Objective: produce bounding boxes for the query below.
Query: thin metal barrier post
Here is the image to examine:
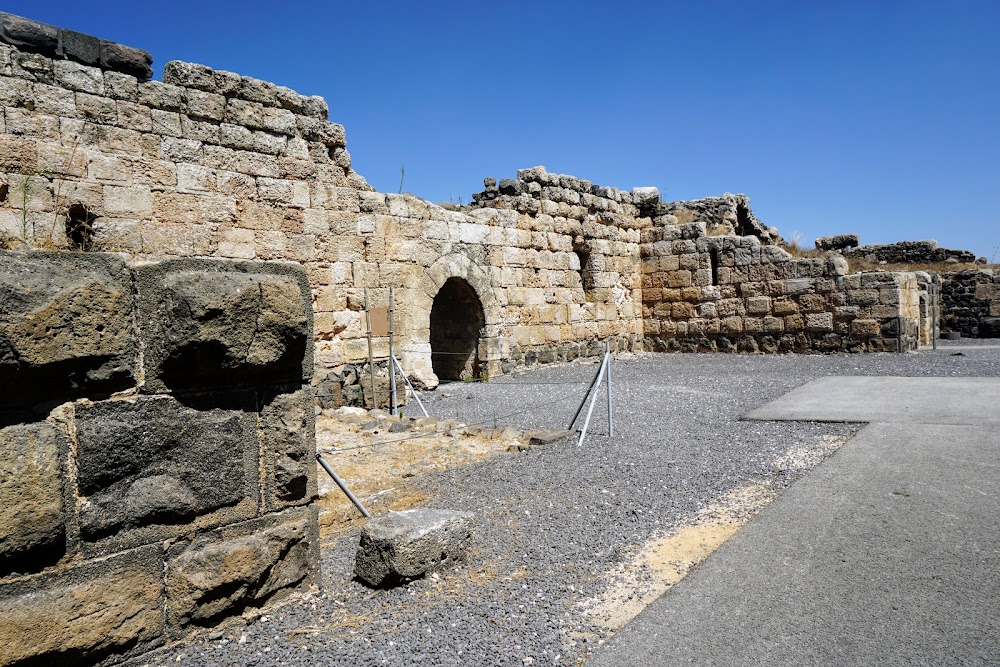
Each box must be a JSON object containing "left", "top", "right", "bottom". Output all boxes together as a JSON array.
[
  {"left": 316, "top": 453, "right": 371, "bottom": 518},
  {"left": 605, "top": 340, "right": 614, "bottom": 437},
  {"left": 389, "top": 287, "right": 397, "bottom": 416},
  {"left": 577, "top": 351, "right": 609, "bottom": 447},
  {"left": 364, "top": 288, "right": 377, "bottom": 409},
  {"left": 568, "top": 350, "right": 608, "bottom": 430},
  {"left": 393, "top": 355, "right": 429, "bottom": 417}
]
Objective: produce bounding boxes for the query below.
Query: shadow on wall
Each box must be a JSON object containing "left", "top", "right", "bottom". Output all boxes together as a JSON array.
[{"left": 430, "top": 277, "right": 485, "bottom": 381}]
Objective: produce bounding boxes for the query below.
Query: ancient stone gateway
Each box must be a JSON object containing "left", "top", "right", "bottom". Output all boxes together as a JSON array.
[{"left": 430, "top": 276, "right": 486, "bottom": 381}]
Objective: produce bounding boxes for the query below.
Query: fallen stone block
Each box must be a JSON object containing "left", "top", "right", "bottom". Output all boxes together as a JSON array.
[
  {"left": 815, "top": 234, "right": 860, "bottom": 251},
  {"left": 354, "top": 509, "right": 474, "bottom": 588},
  {"left": 525, "top": 429, "right": 575, "bottom": 448}
]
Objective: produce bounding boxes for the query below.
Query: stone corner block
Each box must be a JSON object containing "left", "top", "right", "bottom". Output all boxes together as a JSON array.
[
  {"left": 0, "top": 250, "right": 136, "bottom": 409},
  {"left": 133, "top": 259, "right": 313, "bottom": 393},
  {"left": 165, "top": 506, "right": 318, "bottom": 630},
  {"left": 354, "top": 509, "right": 475, "bottom": 588}
]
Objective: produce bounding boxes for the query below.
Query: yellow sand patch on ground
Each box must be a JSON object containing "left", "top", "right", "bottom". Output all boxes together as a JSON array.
[{"left": 315, "top": 409, "right": 538, "bottom": 539}]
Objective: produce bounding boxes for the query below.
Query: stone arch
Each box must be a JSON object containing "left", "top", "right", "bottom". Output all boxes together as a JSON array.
[
  {"left": 430, "top": 277, "right": 485, "bottom": 381},
  {"left": 400, "top": 253, "right": 503, "bottom": 387}
]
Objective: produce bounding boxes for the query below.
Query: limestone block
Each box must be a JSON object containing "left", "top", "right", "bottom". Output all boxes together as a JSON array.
[
  {"left": 798, "top": 293, "right": 828, "bottom": 313},
  {"left": 354, "top": 509, "right": 475, "bottom": 588},
  {"left": 0, "top": 251, "right": 135, "bottom": 407},
  {"left": 0, "top": 421, "right": 66, "bottom": 574},
  {"left": 53, "top": 59, "right": 104, "bottom": 95},
  {"left": 260, "top": 387, "right": 316, "bottom": 509},
  {"left": 166, "top": 507, "right": 317, "bottom": 628},
  {"left": 75, "top": 394, "right": 258, "bottom": 544},
  {"left": 134, "top": 259, "right": 312, "bottom": 392},
  {"left": 805, "top": 312, "right": 834, "bottom": 332},
  {"left": 784, "top": 314, "right": 805, "bottom": 332},
  {"left": 747, "top": 296, "right": 771, "bottom": 315},
  {"left": 762, "top": 316, "right": 785, "bottom": 333},
  {"left": 0, "top": 546, "right": 164, "bottom": 665},
  {"left": 851, "top": 319, "right": 882, "bottom": 336},
  {"left": 720, "top": 316, "right": 743, "bottom": 334}
]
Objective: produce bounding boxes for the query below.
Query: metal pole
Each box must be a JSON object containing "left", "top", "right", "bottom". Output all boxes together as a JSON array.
[
  {"left": 932, "top": 282, "right": 938, "bottom": 350},
  {"left": 577, "top": 353, "right": 609, "bottom": 447},
  {"left": 605, "top": 341, "right": 614, "bottom": 437},
  {"left": 567, "top": 351, "right": 608, "bottom": 430},
  {"left": 364, "top": 288, "right": 377, "bottom": 409},
  {"left": 315, "top": 453, "right": 371, "bottom": 518},
  {"left": 388, "top": 287, "right": 397, "bottom": 416},
  {"left": 392, "top": 355, "right": 429, "bottom": 417}
]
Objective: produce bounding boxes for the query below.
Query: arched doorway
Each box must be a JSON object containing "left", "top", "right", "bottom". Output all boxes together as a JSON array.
[{"left": 430, "top": 277, "right": 486, "bottom": 381}]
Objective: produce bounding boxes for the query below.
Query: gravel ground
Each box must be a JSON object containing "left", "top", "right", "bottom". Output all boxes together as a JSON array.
[{"left": 136, "top": 341, "right": 1000, "bottom": 667}]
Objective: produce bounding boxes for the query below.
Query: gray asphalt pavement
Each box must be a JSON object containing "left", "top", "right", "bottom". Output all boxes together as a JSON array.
[{"left": 589, "top": 374, "right": 1000, "bottom": 665}]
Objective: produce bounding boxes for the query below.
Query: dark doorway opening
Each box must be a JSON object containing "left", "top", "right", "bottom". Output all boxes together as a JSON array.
[{"left": 430, "top": 277, "right": 486, "bottom": 381}]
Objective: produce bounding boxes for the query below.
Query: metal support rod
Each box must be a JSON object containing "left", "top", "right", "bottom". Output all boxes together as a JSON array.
[
  {"left": 567, "top": 350, "right": 608, "bottom": 430},
  {"left": 605, "top": 340, "right": 614, "bottom": 437},
  {"left": 577, "top": 352, "right": 609, "bottom": 447},
  {"left": 315, "top": 453, "right": 371, "bottom": 518},
  {"left": 388, "top": 287, "right": 397, "bottom": 416},
  {"left": 364, "top": 288, "right": 377, "bottom": 409},
  {"left": 392, "top": 355, "right": 429, "bottom": 417},
  {"left": 932, "top": 282, "right": 939, "bottom": 350}
]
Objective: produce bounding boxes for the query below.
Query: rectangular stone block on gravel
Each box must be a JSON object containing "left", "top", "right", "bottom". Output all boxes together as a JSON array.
[
  {"left": 0, "top": 250, "right": 135, "bottom": 408},
  {"left": 354, "top": 509, "right": 475, "bottom": 588},
  {"left": 0, "top": 545, "right": 164, "bottom": 666},
  {"left": 74, "top": 394, "right": 259, "bottom": 547},
  {"left": 133, "top": 259, "right": 313, "bottom": 393},
  {"left": 165, "top": 506, "right": 318, "bottom": 629},
  {"left": 0, "top": 420, "right": 67, "bottom": 576}
]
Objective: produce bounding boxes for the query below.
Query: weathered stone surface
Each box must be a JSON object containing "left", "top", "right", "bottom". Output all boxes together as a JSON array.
[
  {"left": 979, "top": 317, "right": 1000, "bottom": 339},
  {"left": 0, "top": 421, "right": 65, "bottom": 574},
  {"left": 0, "top": 546, "right": 164, "bottom": 665},
  {"left": 815, "top": 234, "right": 859, "bottom": 251},
  {"left": 260, "top": 386, "right": 317, "bottom": 508},
  {"left": 0, "top": 251, "right": 135, "bottom": 408},
  {"left": 75, "top": 394, "right": 257, "bottom": 542},
  {"left": 631, "top": 186, "right": 660, "bottom": 207},
  {"left": 100, "top": 40, "right": 153, "bottom": 81},
  {"left": 166, "top": 508, "right": 316, "bottom": 627},
  {"left": 525, "top": 429, "right": 575, "bottom": 447},
  {"left": 134, "top": 259, "right": 312, "bottom": 392},
  {"left": 354, "top": 509, "right": 475, "bottom": 587},
  {"left": 0, "top": 12, "right": 58, "bottom": 55}
]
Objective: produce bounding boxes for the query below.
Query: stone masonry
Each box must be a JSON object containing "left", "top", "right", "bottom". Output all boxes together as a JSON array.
[
  {"left": 0, "top": 250, "right": 318, "bottom": 666},
  {"left": 0, "top": 12, "right": 936, "bottom": 411}
]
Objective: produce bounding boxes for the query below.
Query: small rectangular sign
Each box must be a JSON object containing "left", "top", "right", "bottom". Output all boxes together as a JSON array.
[{"left": 369, "top": 307, "right": 390, "bottom": 337}]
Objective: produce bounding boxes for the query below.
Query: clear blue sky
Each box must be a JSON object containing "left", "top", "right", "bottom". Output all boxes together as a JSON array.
[{"left": 10, "top": 1, "right": 1000, "bottom": 258}]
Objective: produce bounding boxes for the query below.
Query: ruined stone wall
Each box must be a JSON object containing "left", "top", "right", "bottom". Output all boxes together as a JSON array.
[
  {"left": 0, "top": 19, "right": 644, "bottom": 401},
  {"left": 0, "top": 250, "right": 318, "bottom": 666},
  {"left": 843, "top": 240, "right": 977, "bottom": 265},
  {"left": 940, "top": 269, "right": 1000, "bottom": 337},
  {"left": 640, "top": 219, "right": 922, "bottom": 353}
]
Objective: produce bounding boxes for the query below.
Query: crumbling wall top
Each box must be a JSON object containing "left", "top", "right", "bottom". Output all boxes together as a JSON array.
[{"left": 0, "top": 12, "right": 152, "bottom": 80}]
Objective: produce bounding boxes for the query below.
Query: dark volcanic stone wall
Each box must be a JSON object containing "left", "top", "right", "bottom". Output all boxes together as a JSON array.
[
  {"left": 0, "top": 250, "right": 319, "bottom": 666},
  {"left": 940, "top": 269, "right": 1000, "bottom": 337}
]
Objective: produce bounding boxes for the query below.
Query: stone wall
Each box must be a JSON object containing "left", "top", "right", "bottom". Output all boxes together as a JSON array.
[
  {"left": 641, "top": 219, "right": 922, "bottom": 353},
  {"left": 843, "top": 240, "right": 977, "bottom": 265},
  {"left": 940, "top": 269, "right": 1000, "bottom": 337},
  {"left": 0, "top": 11, "right": 934, "bottom": 415},
  {"left": 0, "top": 16, "right": 645, "bottom": 401},
  {"left": 0, "top": 250, "right": 318, "bottom": 666}
]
